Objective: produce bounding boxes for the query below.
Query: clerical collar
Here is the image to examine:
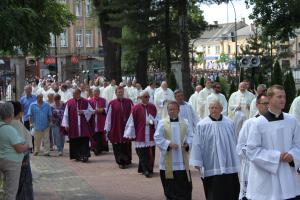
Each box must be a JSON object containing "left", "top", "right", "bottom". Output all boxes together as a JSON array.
[
  {"left": 263, "top": 110, "right": 284, "bottom": 122},
  {"left": 170, "top": 118, "right": 179, "bottom": 122},
  {"left": 209, "top": 115, "right": 223, "bottom": 121},
  {"left": 255, "top": 113, "right": 260, "bottom": 118}
]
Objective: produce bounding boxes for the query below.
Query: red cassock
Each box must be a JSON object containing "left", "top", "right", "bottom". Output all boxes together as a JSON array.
[
  {"left": 89, "top": 97, "right": 107, "bottom": 132},
  {"left": 108, "top": 98, "right": 133, "bottom": 143},
  {"left": 65, "top": 98, "right": 92, "bottom": 139},
  {"left": 132, "top": 103, "right": 157, "bottom": 142}
]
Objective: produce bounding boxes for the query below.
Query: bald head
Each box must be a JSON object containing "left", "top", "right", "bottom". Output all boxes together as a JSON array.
[
  {"left": 239, "top": 82, "right": 247, "bottom": 92},
  {"left": 161, "top": 81, "right": 168, "bottom": 90}
]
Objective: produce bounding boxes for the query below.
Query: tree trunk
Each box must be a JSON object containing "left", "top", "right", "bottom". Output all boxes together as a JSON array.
[
  {"left": 164, "top": 0, "right": 171, "bottom": 74},
  {"left": 100, "top": 23, "right": 122, "bottom": 83},
  {"left": 136, "top": 49, "right": 148, "bottom": 88},
  {"left": 178, "top": 0, "right": 192, "bottom": 100}
]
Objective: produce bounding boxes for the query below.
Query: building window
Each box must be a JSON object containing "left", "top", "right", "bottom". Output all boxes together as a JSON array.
[
  {"left": 85, "top": 30, "right": 93, "bottom": 47},
  {"left": 207, "top": 46, "right": 211, "bottom": 54},
  {"left": 76, "top": 30, "right": 83, "bottom": 47},
  {"left": 86, "top": 0, "right": 92, "bottom": 16},
  {"left": 215, "top": 45, "right": 220, "bottom": 54},
  {"left": 75, "top": 1, "right": 82, "bottom": 17},
  {"left": 281, "top": 60, "right": 290, "bottom": 68},
  {"left": 228, "top": 45, "right": 231, "bottom": 54},
  {"left": 50, "top": 33, "right": 55, "bottom": 47},
  {"left": 60, "top": 29, "right": 68, "bottom": 47}
]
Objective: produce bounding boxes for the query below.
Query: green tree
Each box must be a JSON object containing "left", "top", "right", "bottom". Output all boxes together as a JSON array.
[
  {"left": 246, "top": 0, "right": 300, "bottom": 41},
  {"left": 0, "top": 0, "right": 75, "bottom": 56},
  {"left": 229, "top": 80, "right": 236, "bottom": 99},
  {"left": 167, "top": 71, "right": 177, "bottom": 91},
  {"left": 271, "top": 61, "right": 283, "bottom": 85},
  {"left": 283, "top": 70, "right": 296, "bottom": 112}
]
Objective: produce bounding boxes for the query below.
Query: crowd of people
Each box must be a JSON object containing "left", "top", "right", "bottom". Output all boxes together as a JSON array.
[{"left": 0, "top": 74, "right": 300, "bottom": 200}]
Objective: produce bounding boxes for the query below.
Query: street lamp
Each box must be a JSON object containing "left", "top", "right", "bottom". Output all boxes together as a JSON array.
[{"left": 229, "top": 0, "right": 238, "bottom": 86}]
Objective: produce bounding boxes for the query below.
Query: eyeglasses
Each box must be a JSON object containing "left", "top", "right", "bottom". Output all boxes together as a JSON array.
[
  {"left": 143, "top": 96, "right": 150, "bottom": 98},
  {"left": 258, "top": 102, "right": 269, "bottom": 105}
]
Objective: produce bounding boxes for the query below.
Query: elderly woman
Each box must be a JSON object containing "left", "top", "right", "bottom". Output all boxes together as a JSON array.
[
  {"left": 0, "top": 102, "right": 29, "bottom": 200},
  {"left": 190, "top": 100, "right": 240, "bottom": 200},
  {"left": 51, "top": 94, "right": 65, "bottom": 156},
  {"left": 10, "top": 101, "right": 33, "bottom": 200}
]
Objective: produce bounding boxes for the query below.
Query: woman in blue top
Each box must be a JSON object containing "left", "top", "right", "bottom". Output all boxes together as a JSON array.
[{"left": 0, "top": 102, "right": 29, "bottom": 200}]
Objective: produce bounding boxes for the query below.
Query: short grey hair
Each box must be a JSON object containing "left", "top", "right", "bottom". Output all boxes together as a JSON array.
[
  {"left": 93, "top": 87, "right": 100, "bottom": 93},
  {"left": 208, "top": 100, "right": 223, "bottom": 109},
  {"left": 0, "top": 101, "right": 14, "bottom": 120}
]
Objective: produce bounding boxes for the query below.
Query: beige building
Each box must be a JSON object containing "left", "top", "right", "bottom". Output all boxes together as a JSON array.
[{"left": 39, "top": 0, "right": 104, "bottom": 81}]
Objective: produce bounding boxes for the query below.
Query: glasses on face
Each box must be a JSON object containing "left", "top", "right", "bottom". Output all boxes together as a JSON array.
[
  {"left": 258, "top": 102, "right": 269, "bottom": 105},
  {"left": 143, "top": 96, "right": 150, "bottom": 98}
]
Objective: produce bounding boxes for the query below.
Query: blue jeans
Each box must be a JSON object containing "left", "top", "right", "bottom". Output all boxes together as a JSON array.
[{"left": 52, "top": 125, "right": 65, "bottom": 152}]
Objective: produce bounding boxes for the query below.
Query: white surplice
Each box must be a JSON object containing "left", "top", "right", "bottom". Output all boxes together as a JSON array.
[
  {"left": 228, "top": 90, "right": 255, "bottom": 120},
  {"left": 236, "top": 117, "right": 257, "bottom": 199},
  {"left": 188, "top": 92, "right": 200, "bottom": 118},
  {"left": 198, "top": 87, "right": 213, "bottom": 119},
  {"left": 249, "top": 98, "right": 258, "bottom": 118},
  {"left": 189, "top": 116, "right": 240, "bottom": 178},
  {"left": 102, "top": 84, "right": 116, "bottom": 102},
  {"left": 154, "top": 118, "right": 193, "bottom": 170},
  {"left": 179, "top": 102, "right": 199, "bottom": 133},
  {"left": 154, "top": 88, "right": 175, "bottom": 119},
  {"left": 246, "top": 113, "right": 300, "bottom": 200},
  {"left": 204, "top": 92, "right": 228, "bottom": 117},
  {"left": 145, "top": 86, "right": 155, "bottom": 103},
  {"left": 289, "top": 96, "right": 300, "bottom": 123}
]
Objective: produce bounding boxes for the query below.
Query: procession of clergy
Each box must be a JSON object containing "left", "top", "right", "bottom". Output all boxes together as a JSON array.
[{"left": 26, "top": 76, "right": 300, "bottom": 200}]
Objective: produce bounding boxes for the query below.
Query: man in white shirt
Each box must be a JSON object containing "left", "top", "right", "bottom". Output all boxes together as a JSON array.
[
  {"left": 144, "top": 82, "right": 156, "bottom": 103},
  {"left": 102, "top": 79, "right": 117, "bottom": 102},
  {"left": 154, "top": 81, "right": 175, "bottom": 119},
  {"left": 246, "top": 85, "right": 300, "bottom": 200},
  {"left": 249, "top": 84, "right": 267, "bottom": 118}
]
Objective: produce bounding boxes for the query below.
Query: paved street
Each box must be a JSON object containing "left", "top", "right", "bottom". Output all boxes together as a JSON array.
[{"left": 32, "top": 145, "right": 206, "bottom": 200}]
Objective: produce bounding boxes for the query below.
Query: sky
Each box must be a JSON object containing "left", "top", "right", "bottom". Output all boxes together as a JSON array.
[{"left": 200, "top": 1, "right": 253, "bottom": 25}]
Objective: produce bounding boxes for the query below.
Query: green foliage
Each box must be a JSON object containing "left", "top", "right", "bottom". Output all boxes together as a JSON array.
[
  {"left": 271, "top": 61, "right": 283, "bottom": 85},
  {"left": 167, "top": 71, "right": 177, "bottom": 91},
  {"left": 200, "top": 76, "right": 205, "bottom": 87},
  {"left": 229, "top": 80, "right": 236, "bottom": 98},
  {"left": 219, "top": 76, "right": 229, "bottom": 99},
  {"left": 283, "top": 71, "right": 296, "bottom": 112},
  {"left": 240, "top": 68, "right": 245, "bottom": 82},
  {"left": 297, "top": 88, "right": 300, "bottom": 97},
  {"left": 0, "top": 0, "right": 75, "bottom": 56},
  {"left": 246, "top": 0, "right": 300, "bottom": 41}
]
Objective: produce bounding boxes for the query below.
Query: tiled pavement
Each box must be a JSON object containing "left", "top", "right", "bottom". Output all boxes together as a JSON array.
[{"left": 32, "top": 145, "right": 206, "bottom": 200}]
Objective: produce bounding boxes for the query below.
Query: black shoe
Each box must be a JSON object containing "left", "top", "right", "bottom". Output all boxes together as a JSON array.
[
  {"left": 82, "top": 157, "right": 89, "bottom": 163},
  {"left": 119, "top": 164, "right": 126, "bottom": 169},
  {"left": 144, "top": 171, "right": 151, "bottom": 178}
]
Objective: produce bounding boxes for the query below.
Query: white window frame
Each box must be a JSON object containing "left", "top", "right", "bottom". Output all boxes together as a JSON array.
[
  {"left": 215, "top": 45, "right": 220, "bottom": 54},
  {"left": 85, "top": 0, "right": 92, "bottom": 17},
  {"left": 76, "top": 30, "right": 83, "bottom": 48},
  {"left": 85, "top": 30, "right": 93, "bottom": 47},
  {"left": 60, "top": 29, "right": 68, "bottom": 47},
  {"left": 75, "top": 1, "right": 82, "bottom": 17},
  {"left": 49, "top": 33, "right": 55, "bottom": 47}
]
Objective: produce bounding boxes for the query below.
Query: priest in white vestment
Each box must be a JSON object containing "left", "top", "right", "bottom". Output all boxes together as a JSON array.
[
  {"left": 174, "top": 90, "right": 199, "bottom": 134},
  {"left": 246, "top": 85, "right": 300, "bottom": 200},
  {"left": 289, "top": 95, "right": 300, "bottom": 123},
  {"left": 190, "top": 100, "right": 240, "bottom": 200},
  {"left": 102, "top": 79, "right": 117, "bottom": 102},
  {"left": 236, "top": 94, "right": 269, "bottom": 200},
  {"left": 154, "top": 81, "right": 175, "bottom": 119},
  {"left": 154, "top": 101, "right": 193, "bottom": 200},
  {"left": 228, "top": 81, "right": 255, "bottom": 120},
  {"left": 144, "top": 82, "right": 156, "bottom": 103},
  {"left": 198, "top": 79, "right": 213, "bottom": 119},
  {"left": 204, "top": 82, "right": 228, "bottom": 117},
  {"left": 188, "top": 85, "right": 202, "bottom": 118},
  {"left": 249, "top": 84, "right": 267, "bottom": 118}
]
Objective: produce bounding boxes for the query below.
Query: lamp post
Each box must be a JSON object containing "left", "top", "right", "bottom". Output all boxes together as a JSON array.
[{"left": 229, "top": 0, "right": 238, "bottom": 86}]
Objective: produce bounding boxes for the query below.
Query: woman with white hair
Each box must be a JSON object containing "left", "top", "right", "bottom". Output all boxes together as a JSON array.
[{"left": 0, "top": 102, "right": 29, "bottom": 200}]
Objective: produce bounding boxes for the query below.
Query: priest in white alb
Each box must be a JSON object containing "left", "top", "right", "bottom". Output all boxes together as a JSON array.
[
  {"left": 246, "top": 85, "right": 300, "bottom": 200},
  {"left": 188, "top": 85, "right": 202, "bottom": 117},
  {"left": 190, "top": 100, "right": 240, "bottom": 200},
  {"left": 198, "top": 78, "right": 213, "bottom": 119},
  {"left": 204, "top": 82, "right": 228, "bottom": 117},
  {"left": 102, "top": 79, "right": 117, "bottom": 102},
  {"left": 154, "top": 101, "right": 193, "bottom": 200},
  {"left": 154, "top": 81, "right": 175, "bottom": 119},
  {"left": 249, "top": 84, "right": 267, "bottom": 118}
]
